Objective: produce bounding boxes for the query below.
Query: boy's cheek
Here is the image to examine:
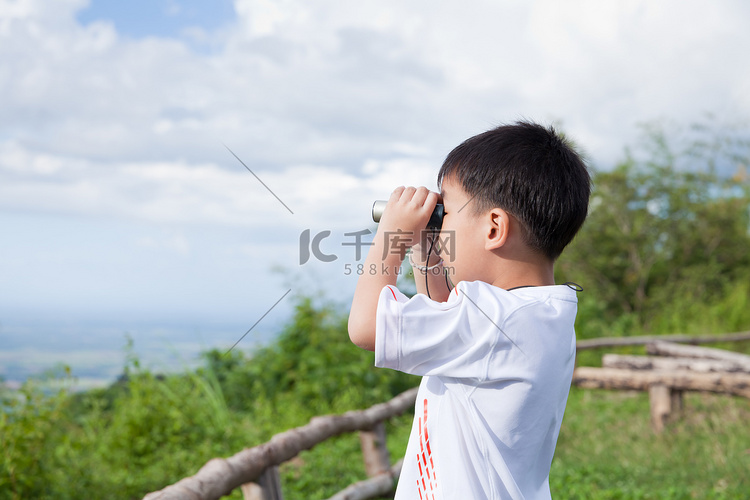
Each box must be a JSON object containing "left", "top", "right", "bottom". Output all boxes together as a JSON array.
[{"left": 438, "top": 228, "right": 458, "bottom": 263}]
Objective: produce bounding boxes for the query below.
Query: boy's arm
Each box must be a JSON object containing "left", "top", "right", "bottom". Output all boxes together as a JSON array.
[{"left": 348, "top": 186, "right": 439, "bottom": 351}]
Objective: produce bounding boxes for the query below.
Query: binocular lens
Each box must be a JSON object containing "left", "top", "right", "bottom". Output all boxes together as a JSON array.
[{"left": 371, "top": 200, "right": 444, "bottom": 230}]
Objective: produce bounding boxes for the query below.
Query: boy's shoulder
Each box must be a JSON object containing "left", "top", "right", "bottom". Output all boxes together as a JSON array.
[
  {"left": 452, "top": 281, "right": 579, "bottom": 340},
  {"left": 385, "top": 280, "right": 578, "bottom": 325},
  {"left": 450, "top": 280, "right": 578, "bottom": 307},
  {"left": 375, "top": 280, "right": 577, "bottom": 380}
]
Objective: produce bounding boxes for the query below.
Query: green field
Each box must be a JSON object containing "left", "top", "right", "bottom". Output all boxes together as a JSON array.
[{"left": 2, "top": 298, "right": 749, "bottom": 500}]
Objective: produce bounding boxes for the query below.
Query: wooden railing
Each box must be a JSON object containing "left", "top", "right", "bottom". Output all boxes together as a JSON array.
[
  {"left": 573, "top": 335, "right": 750, "bottom": 432},
  {"left": 143, "top": 387, "right": 417, "bottom": 500},
  {"left": 143, "top": 330, "right": 750, "bottom": 499},
  {"left": 575, "top": 330, "right": 750, "bottom": 350}
]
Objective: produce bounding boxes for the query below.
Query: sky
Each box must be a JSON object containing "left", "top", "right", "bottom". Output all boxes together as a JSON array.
[{"left": 1, "top": 0, "right": 750, "bottom": 379}]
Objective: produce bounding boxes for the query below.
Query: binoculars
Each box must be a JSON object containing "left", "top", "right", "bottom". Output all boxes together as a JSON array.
[{"left": 371, "top": 200, "right": 445, "bottom": 230}]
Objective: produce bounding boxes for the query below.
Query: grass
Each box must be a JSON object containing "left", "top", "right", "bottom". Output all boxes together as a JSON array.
[{"left": 551, "top": 387, "right": 750, "bottom": 499}]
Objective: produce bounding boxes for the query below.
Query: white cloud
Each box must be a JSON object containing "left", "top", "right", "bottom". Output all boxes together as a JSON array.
[
  {"left": 0, "top": 139, "right": 439, "bottom": 232},
  {"left": 3, "top": 0, "right": 749, "bottom": 224},
  {"left": 135, "top": 232, "right": 191, "bottom": 256},
  {"left": 2, "top": 0, "right": 750, "bottom": 327},
  {"left": 3, "top": 0, "right": 746, "bottom": 172},
  {"left": 3, "top": 1, "right": 748, "bottom": 203}
]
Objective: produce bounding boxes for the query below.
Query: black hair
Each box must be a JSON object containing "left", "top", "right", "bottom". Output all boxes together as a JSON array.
[{"left": 437, "top": 121, "right": 590, "bottom": 260}]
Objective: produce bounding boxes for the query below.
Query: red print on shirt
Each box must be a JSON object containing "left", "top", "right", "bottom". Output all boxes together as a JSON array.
[{"left": 417, "top": 398, "right": 437, "bottom": 499}]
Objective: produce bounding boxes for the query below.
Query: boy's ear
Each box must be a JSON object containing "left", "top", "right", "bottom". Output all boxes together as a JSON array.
[{"left": 485, "top": 208, "right": 510, "bottom": 250}]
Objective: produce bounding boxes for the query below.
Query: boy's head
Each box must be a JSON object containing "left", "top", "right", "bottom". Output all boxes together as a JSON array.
[{"left": 437, "top": 121, "right": 590, "bottom": 261}]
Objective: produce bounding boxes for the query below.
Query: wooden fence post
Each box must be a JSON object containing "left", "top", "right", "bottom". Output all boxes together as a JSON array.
[
  {"left": 359, "top": 421, "right": 390, "bottom": 477},
  {"left": 241, "top": 466, "right": 283, "bottom": 500},
  {"left": 649, "top": 383, "right": 671, "bottom": 433}
]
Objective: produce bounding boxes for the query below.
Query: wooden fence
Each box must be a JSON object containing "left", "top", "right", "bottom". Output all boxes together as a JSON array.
[
  {"left": 573, "top": 334, "right": 750, "bottom": 433},
  {"left": 143, "top": 330, "right": 750, "bottom": 500},
  {"left": 143, "top": 387, "right": 417, "bottom": 500},
  {"left": 575, "top": 330, "right": 750, "bottom": 350}
]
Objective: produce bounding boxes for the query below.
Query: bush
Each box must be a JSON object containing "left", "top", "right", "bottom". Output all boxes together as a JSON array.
[
  {"left": 0, "top": 374, "right": 70, "bottom": 499},
  {"left": 202, "top": 296, "right": 419, "bottom": 416}
]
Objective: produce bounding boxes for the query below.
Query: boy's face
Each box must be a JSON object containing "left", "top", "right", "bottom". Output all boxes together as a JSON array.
[{"left": 438, "top": 176, "right": 489, "bottom": 285}]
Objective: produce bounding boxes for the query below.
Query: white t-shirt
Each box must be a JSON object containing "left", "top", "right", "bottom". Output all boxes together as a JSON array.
[{"left": 375, "top": 280, "right": 578, "bottom": 500}]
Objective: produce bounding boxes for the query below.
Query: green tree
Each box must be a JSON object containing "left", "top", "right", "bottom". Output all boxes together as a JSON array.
[
  {"left": 202, "top": 295, "right": 419, "bottom": 414},
  {"left": 0, "top": 378, "right": 70, "bottom": 499},
  {"left": 557, "top": 120, "right": 750, "bottom": 336}
]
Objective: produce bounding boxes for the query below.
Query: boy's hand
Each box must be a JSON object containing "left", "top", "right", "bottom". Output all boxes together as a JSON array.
[
  {"left": 378, "top": 186, "right": 441, "bottom": 256},
  {"left": 348, "top": 185, "right": 440, "bottom": 351}
]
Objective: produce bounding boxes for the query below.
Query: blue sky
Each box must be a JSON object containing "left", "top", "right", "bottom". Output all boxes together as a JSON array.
[
  {"left": 2, "top": 0, "right": 750, "bottom": 381},
  {"left": 77, "top": 0, "right": 236, "bottom": 39}
]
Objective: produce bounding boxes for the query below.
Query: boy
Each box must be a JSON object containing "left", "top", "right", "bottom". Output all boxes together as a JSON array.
[{"left": 348, "top": 121, "right": 590, "bottom": 499}]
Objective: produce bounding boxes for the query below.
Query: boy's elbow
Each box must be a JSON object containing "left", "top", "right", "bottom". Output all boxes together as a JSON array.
[{"left": 348, "top": 316, "right": 376, "bottom": 352}]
